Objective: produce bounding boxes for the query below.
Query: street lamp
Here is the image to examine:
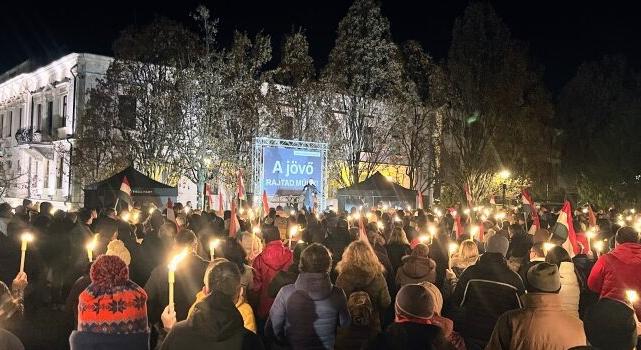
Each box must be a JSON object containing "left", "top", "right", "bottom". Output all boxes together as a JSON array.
[{"left": 499, "top": 169, "right": 511, "bottom": 207}]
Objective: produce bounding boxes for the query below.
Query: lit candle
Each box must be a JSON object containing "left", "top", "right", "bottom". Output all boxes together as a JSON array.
[
  {"left": 593, "top": 241, "right": 604, "bottom": 257},
  {"left": 19, "top": 233, "right": 34, "bottom": 273},
  {"left": 418, "top": 235, "right": 429, "bottom": 244},
  {"left": 585, "top": 229, "right": 596, "bottom": 253},
  {"left": 86, "top": 234, "right": 98, "bottom": 262},
  {"left": 543, "top": 242, "right": 556, "bottom": 256},
  {"left": 448, "top": 242, "right": 458, "bottom": 269},
  {"left": 209, "top": 239, "right": 220, "bottom": 261},
  {"left": 626, "top": 290, "right": 639, "bottom": 304},
  {"left": 463, "top": 208, "right": 471, "bottom": 215},
  {"left": 376, "top": 222, "right": 384, "bottom": 230},
  {"left": 289, "top": 225, "right": 298, "bottom": 250},
  {"left": 167, "top": 249, "right": 188, "bottom": 312},
  {"left": 290, "top": 210, "right": 296, "bottom": 217}
]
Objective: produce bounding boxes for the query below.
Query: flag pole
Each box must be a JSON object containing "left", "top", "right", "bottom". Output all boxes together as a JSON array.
[{"left": 114, "top": 197, "right": 120, "bottom": 212}]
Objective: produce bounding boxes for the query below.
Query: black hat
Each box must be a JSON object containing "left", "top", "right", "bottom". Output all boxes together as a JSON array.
[{"left": 584, "top": 298, "right": 638, "bottom": 350}]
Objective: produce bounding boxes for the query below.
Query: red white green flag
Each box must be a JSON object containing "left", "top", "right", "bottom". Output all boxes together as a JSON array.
[{"left": 552, "top": 200, "right": 579, "bottom": 255}]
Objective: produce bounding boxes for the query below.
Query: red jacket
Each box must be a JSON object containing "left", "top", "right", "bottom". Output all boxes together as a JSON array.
[
  {"left": 251, "top": 240, "right": 293, "bottom": 319},
  {"left": 588, "top": 243, "right": 641, "bottom": 318}
]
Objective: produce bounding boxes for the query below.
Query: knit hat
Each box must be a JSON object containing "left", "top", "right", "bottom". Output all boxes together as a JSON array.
[
  {"left": 78, "top": 255, "right": 149, "bottom": 334},
  {"left": 419, "top": 281, "right": 443, "bottom": 315},
  {"left": 106, "top": 240, "right": 131, "bottom": 266},
  {"left": 395, "top": 284, "right": 434, "bottom": 320},
  {"left": 485, "top": 234, "right": 509, "bottom": 257},
  {"left": 526, "top": 262, "right": 561, "bottom": 293},
  {"left": 584, "top": 298, "right": 638, "bottom": 350},
  {"left": 347, "top": 291, "right": 373, "bottom": 326}
]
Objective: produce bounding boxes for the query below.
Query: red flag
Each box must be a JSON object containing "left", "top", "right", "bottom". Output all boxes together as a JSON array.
[
  {"left": 120, "top": 176, "right": 132, "bottom": 197},
  {"left": 204, "top": 183, "right": 213, "bottom": 209},
  {"left": 464, "top": 184, "right": 473, "bottom": 208},
  {"left": 358, "top": 217, "right": 369, "bottom": 244},
  {"left": 416, "top": 190, "right": 424, "bottom": 210},
  {"left": 237, "top": 169, "right": 246, "bottom": 201},
  {"left": 262, "top": 190, "right": 270, "bottom": 217},
  {"left": 588, "top": 205, "right": 597, "bottom": 228},
  {"left": 449, "top": 208, "right": 464, "bottom": 239},
  {"left": 521, "top": 189, "right": 541, "bottom": 229},
  {"left": 229, "top": 200, "right": 241, "bottom": 238}
]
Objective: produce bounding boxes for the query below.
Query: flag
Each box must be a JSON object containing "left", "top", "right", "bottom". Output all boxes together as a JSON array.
[
  {"left": 464, "top": 184, "right": 473, "bottom": 208},
  {"left": 204, "top": 183, "right": 213, "bottom": 210},
  {"left": 117, "top": 176, "right": 133, "bottom": 209},
  {"left": 449, "top": 208, "right": 464, "bottom": 239},
  {"left": 552, "top": 200, "right": 579, "bottom": 255},
  {"left": 521, "top": 189, "right": 541, "bottom": 230},
  {"left": 166, "top": 197, "right": 175, "bottom": 222},
  {"left": 229, "top": 200, "right": 241, "bottom": 238},
  {"left": 588, "top": 205, "right": 597, "bottom": 227},
  {"left": 358, "top": 216, "right": 370, "bottom": 245},
  {"left": 262, "top": 190, "right": 270, "bottom": 217},
  {"left": 416, "top": 190, "right": 424, "bottom": 210},
  {"left": 237, "top": 169, "right": 246, "bottom": 201}
]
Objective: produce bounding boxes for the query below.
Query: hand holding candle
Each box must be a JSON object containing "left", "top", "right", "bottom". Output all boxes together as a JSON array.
[
  {"left": 19, "top": 233, "right": 34, "bottom": 273},
  {"left": 289, "top": 225, "right": 299, "bottom": 250}
]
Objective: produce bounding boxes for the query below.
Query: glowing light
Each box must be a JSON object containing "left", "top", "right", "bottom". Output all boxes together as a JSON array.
[
  {"left": 252, "top": 226, "right": 261, "bottom": 234},
  {"left": 393, "top": 215, "right": 402, "bottom": 223},
  {"left": 239, "top": 208, "right": 245, "bottom": 215},
  {"left": 585, "top": 230, "right": 596, "bottom": 240},
  {"left": 593, "top": 241, "right": 605, "bottom": 253},
  {"left": 121, "top": 212, "right": 130, "bottom": 222},
  {"left": 631, "top": 209, "right": 637, "bottom": 214},
  {"left": 428, "top": 224, "right": 437, "bottom": 236},
  {"left": 209, "top": 239, "right": 221, "bottom": 260},
  {"left": 471, "top": 226, "right": 480, "bottom": 238},
  {"left": 626, "top": 215, "right": 633, "bottom": 222},
  {"left": 448, "top": 242, "right": 459, "bottom": 255},
  {"left": 451, "top": 210, "right": 458, "bottom": 217},
  {"left": 382, "top": 204, "right": 389, "bottom": 211},
  {"left": 148, "top": 208, "right": 156, "bottom": 215},
  {"left": 499, "top": 169, "right": 511, "bottom": 180},
  {"left": 543, "top": 242, "right": 556, "bottom": 255},
  {"left": 463, "top": 208, "right": 471, "bottom": 215},
  {"left": 483, "top": 208, "right": 491, "bottom": 216},
  {"left": 495, "top": 212, "right": 506, "bottom": 221},
  {"left": 353, "top": 213, "right": 361, "bottom": 220},
  {"left": 290, "top": 210, "right": 296, "bottom": 216},
  {"left": 86, "top": 235, "right": 98, "bottom": 262},
  {"left": 19, "top": 232, "right": 34, "bottom": 273},
  {"left": 406, "top": 205, "right": 412, "bottom": 211},
  {"left": 419, "top": 235, "right": 429, "bottom": 243},
  {"left": 168, "top": 249, "right": 189, "bottom": 310},
  {"left": 377, "top": 222, "right": 384, "bottom": 230},
  {"left": 626, "top": 290, "right": 639, "bottom": 304},
  {"left": 385, "top": 176, "right": 394, "bottom": 182},
  {"left": 582, "top": 208, "right": 589, "bottom": 214},
  {"left": 434, "top": 208, "right": 443, "bottom": 217}
]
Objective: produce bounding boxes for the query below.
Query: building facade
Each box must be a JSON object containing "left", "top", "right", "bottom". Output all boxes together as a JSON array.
[{"left": 0, "top": 53, "right": 112, "bottom": 209}]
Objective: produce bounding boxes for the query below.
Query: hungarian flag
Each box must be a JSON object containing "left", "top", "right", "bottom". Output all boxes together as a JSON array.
[
  {"left": 229, "top": 200, "right": 241, "bottom": 238},
  {"left": 237, "top": 169, "right": 246, "bottom": 201},
  {"left": 166, "top": 197, "right": 175, "bottom": 222},
  {"left": 552, "top": 200, "right": 579, "bottom": 255},
  {"left": 416, "top": 190, "right": 424, "bottom": 210},
  {"left": 118, "top": 176, "right": 133, "bottom": 208},
  {"left": 521, "top": 189, "right": 541, "bottom": 230},
  {"left": 204, "top": 183, "right": 213, "bottom": 210},
  {"left": 262, "top": 190, "right": 270, "bottom": 217},
  {"left": 588, "top": 205, "right": 597, "bottom": 227},
  {"left": 464, "top": 184, "right": 474, "bottom": 208}
]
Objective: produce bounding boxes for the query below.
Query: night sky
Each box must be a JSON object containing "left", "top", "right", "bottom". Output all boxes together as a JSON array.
[{"left": 2, "top": 0, "right": 640, "bottom": 94}]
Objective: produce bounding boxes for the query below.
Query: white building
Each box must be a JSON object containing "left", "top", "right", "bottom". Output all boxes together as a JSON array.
[{"left": 0, "top": 53, "right": 113, "bottom": 209}]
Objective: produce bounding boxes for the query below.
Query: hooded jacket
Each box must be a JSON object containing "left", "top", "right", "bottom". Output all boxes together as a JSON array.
[
  {"left": 160, "top": 292, "right": 263, "bottom": 350},
  {"left": 251, "top": 240, "right": 293, "bottom": 319},
  {"left": 268, "top": 272, "right": 349, "bottom": 350},
  {"left": 587, "top": 242, "right": 641, "bottom": 319},
  {"left": 395, "top": 255, "right": 437, "bottom": 288},
  {"left": 335, "top": 268, "right": 391, "bottom": 331},
  {"left": 486, "top": 293, "right": 586, "bottom": 350}
]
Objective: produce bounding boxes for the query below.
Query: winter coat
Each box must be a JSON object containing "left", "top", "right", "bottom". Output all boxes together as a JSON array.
[
  {"left": 364, "top": 322, "right": 454, "bottom": 350},
  {"left": 395, "top": 255, "right": 437, "bottom": 287},
  {"left": 144, "top": 253, "right": 209, "bottom": 325},
  {"left": 188, "top": 291, "right": 257, "bottom": 333},
  {"left": 268, "top": 264, "right": 299, "bottom": 298},
  {"left": 323, "top": 231, "right": 353, "bottom": 267},
  {"left": 267, "top": 272, "right": 349, "bottom": 350},
  {"left": 558, "top": 261, "right": 581, "bottom": 318},
  {"left": 486, "top": 293, "right": 586, "bottom": 350},
  {"left": 449, "top": 253, "right": 524, "bottom": 349},
  {"left": 69, "top": 331, "right": 149, "bottom": 350},
  {"left": 335, "top": 268, "right": 391, "bottom": 331},
  {"left": 160, "top": 292, "right": 264, "bottom": 350},
  {"left": 334, "top": 325, "right": 378, "bottom": 350},
  {"left": 0, "top": 329, "right": 24, "bottom": 350},
  {"left": 386, "top": 243, "right": 411, "bottom": 275},
  {"left": 587, "top": 242, "right": 641, "bottom": 319},
  {"left": 65, "top": 275, "right": 91, "bottom": 329},
  {"left": 251, "top": 240, "right": 293, "bottom": 319}
]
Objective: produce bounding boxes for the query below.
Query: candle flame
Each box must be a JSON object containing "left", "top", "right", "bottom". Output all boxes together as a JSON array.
[
  {"left": 21, "top": 233, "right": 34, "bottom": 243},
  {"left": 448, "top": 242, "right": 459, "bottom": 255},
  {"left": 168, "top": 249, "right": 189, "bottom": 271},
  {"left": 626, "top": 290, "right": 639, "bottom": 304}
]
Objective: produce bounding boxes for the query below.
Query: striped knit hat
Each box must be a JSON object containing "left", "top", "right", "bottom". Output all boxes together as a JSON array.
[{"left": 77, "top": 255, "right": 149, "bottom": 334}]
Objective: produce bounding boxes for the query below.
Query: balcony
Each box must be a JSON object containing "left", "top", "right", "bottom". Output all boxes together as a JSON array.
[{"left": 15, "top": 128, "right": 52, "bottom": 145}]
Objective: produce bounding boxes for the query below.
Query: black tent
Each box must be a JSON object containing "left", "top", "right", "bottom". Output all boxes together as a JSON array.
[
  {"left": 336, "top": 172, "right": 417, "bottom": 212},
  {"left": 83, "top": 166, "right": 177, "bottom": 209}
]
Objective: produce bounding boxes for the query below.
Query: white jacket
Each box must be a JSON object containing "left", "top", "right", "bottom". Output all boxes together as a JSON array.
[{"left": 558, "top": 261, "right": 580, "bottom": 318}]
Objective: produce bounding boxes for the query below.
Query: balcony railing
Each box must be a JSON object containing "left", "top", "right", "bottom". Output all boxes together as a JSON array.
[{"left": 15, "top": 128, "right": 50, "bottom": 145}]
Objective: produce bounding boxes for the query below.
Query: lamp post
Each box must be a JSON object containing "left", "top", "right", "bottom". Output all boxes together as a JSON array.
[{"left": 499, "top": 169, "right": 511, "bottom": 207}]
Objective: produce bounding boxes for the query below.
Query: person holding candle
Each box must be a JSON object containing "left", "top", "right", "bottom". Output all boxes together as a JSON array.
[
  {"left": 587, "top": 226, "right": 641, "bottom": 320},
  {"left": 0, "top": 273, "right": 28, "bottom": 350}
]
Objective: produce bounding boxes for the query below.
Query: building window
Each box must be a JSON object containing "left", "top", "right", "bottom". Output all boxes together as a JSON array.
[
  {"left": 7, "top": 111, "right": 12, "bottom": 138},
  {"left": 118, "top": 95, "right": 136, "bottom": 129},
  {"left": 18, "top": 108, "right": 22, "bottom": 130},
  {"left": 56, "top": 157, "right": 64, "bottom": 189},
  {"left": 62, "top": 95, "right": 68, "bottom": 126},
  {"left": 47, "top": 101, "right": 53, "bottom": 135},
  {"left": 0, "top": 114, "right": 3, "bottom": 137},
  {"left": 43, "top": 160, "right": 49, "bottom": 189},
  {"left": 36, "top": 104, "right": 42, "bottom": 131}
]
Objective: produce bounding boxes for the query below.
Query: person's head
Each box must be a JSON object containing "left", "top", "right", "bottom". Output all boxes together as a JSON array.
[
  {"left": 388, "top": 227, "right": 409, "bottom": 245},
  {"left": 583, "top": 298, "right": 638, "bottom": 350},
  {"left": 485, "top": 234, "right": 509, "bottom": 257},
  {"left": 77, "top": 208, "right": 93, "bottom": 225},
  {"left": 525, "top": 262, "right": 561, "bottom": 293},
  {"left": 347, "top": 291, "right": 373, "bottom": 327},
  {"left": 458, "top": 239, "right": 479, "bottom": 259},
  {"left": 336, "top": 240, "right": 384, "bottom": 276},
  {"left": 299, "top": 243, "right": 332, "bottom": 273},
  {"left": 175, "top": 229, "right": 198, "bottom": 252},
  {"left": 545, "top": 246, "right": 571, "bottom": 267},
  {"left": 615, "top": 226, "right": 639, "bottom": 245},
  {"left": 262, "top": 225, "right": 281, "bottom": 243},
  {"left": 205, "top": 260, "right": 242, "bottom": 302},
  {"left": 529, "top": 242, "right": 546, "bottom": 260},
  {"left": 22, "top": 199, "right": 32, "bottom": 209},
  {"left": 0, "top": 203, "right": 12, "bottom": 218},
  {"left": 508, "top": 223, "right": 524, "bottom": 238},
  {"left": 411, "top": 243, "right": 430, "bottom": 258},
  {"left": 220, "top": 237, "right": 247, "bottom": 273},
  {"left": 40, "top": 202, "right": 52, "bottom": 215},
  {"left": 106, "top": 240, "right": 131, "bottom": 266},
  {"left": 420, "top": 282, "right": 444, "bottom": 316},
  {"left": 395, "top": 284, "right": 434, "bottom": 322}
]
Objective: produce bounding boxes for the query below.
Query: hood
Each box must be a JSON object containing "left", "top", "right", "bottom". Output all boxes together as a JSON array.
[
  {"left": 294, "top": 272, "right": 333, "bottom": 300},
  {"left": 262, "top": 241, "right": 293, "bottom": 270},
  {"left": 611, "top": 243, "right": 641, "bottom": 264},
  {"left": 189, "top": 291, "right": 244, "bottom": 341},
  {"left": 400, "top": 256, "right": 435, "bottom": 279}
]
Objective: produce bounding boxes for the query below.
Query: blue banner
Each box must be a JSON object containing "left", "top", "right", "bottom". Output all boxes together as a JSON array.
[{"left": 263, "top": 146, "right": 323, "bottom": 197}]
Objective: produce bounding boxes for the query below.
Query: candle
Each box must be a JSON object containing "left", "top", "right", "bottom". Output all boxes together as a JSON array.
[
  {"left": 209, "top": 238, "right": 220, "bottom": 261},
  {"left": 626, "top": 290, "right": 639, "bottom": 304},
  {"left": 19, "top": 233, "right": 34, "bottom": 273},
  {"left": 86, "top": 235, "right": 98, "bottom": 262},
  {"left": 167, "top": 249, "right": 188, "bottom": 311},
  {"left": 448, "top": 242, "right": 458, "bottom": 269},
  {"left": 543, "top": 242, "right": 556, "bottom": 256},
  {"left": 289, "top": 225, "right": 298, "bottom": 250},
  {"left": 418, "top": 235, "right": 429, "bottom": 244},
  {"left": 585, "top": 229, "right": 596, "bottom": 253},
  {"left": 593, "top": 241, "right": 604, "bottom": 257}
]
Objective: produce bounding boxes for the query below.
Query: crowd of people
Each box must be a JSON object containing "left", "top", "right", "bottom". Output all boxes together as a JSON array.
[{"left": 0, "top": 198, "right": 640, "bottom": 350}]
